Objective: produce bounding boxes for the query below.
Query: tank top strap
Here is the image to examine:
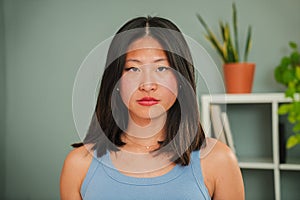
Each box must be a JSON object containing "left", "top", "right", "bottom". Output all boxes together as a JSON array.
[
  {"left": 190, "top": 150, "right": 211, "bottom": 200},
  {"left": 80, "top": 151, "right": 100, "bottom": 198}
]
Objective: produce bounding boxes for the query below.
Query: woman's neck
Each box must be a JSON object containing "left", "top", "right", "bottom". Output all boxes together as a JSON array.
[
  {"left": 123, "top": 132, "right": 164, "bottom": 150},
  {"left": 126, "top": 111, "right": 167, "bottom": 138}
]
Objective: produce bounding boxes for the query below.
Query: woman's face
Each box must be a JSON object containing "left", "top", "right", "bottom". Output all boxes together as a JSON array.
[{"left": 120, "top": 36, "right": 178, "bottom": 125}]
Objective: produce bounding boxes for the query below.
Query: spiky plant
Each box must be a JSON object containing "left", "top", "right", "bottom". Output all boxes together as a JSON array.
[{"left": 196, "top": 3, "right": 252, "bottom": 63}]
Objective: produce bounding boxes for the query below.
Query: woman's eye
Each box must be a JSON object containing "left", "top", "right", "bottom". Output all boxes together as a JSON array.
[
  {"left": 156, "top": 66, "right": 170, "bottom": 72},
  {"left": 124, "top": 67, "right": 140, "bottom": 72}
]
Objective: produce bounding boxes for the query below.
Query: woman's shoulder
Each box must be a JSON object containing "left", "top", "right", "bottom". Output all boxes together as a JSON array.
[
  {"left": 60, "top": 144, "right": 95, "bottom": 199},
  {"left": 67, "top": 144, "right": 94, "bottom": 158},
  {"left": 201, "top": 137, "right": 237, "bottom": 164},
  {"left": 60, "top": 145, "right": 94, "bottom": 186},
  {"left": 201, "top": 138, "right": 244, "bottom": 199},
  {"left": 63, "top": 144, "right": 94, "bottom": 171}
]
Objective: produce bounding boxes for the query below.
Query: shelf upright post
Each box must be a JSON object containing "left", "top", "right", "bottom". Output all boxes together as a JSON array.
[
  {"left": 201, "top": 95, "right": 212, "bottom": 137},
  {"left": 272, "top": 100, "right": 281, "bottom": 200}
]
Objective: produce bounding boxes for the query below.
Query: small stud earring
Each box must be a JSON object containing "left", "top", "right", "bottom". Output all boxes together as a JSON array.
[{"left": 116, "top": 88, "right": 120, "bottom": 91}]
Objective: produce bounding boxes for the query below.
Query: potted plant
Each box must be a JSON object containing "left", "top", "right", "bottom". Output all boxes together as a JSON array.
[
  {"left": 196, "top": 2, "right": 255, "bottom": 93},
  {"left": 275, "top": 41, "right": 300, "bottom": 149}
]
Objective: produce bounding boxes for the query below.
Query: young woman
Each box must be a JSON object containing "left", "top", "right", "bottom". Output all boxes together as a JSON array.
[{"left": 60, "top": 16, "right": 244, "bottom": 200}]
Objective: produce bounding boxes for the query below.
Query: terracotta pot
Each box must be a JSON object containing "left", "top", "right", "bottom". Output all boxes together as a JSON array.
[{"left": 223, "top": 63, "right": 255, "bottom": 94}]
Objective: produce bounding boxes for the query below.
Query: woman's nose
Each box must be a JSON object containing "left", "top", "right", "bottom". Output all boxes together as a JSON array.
[
  {"left": 139, "top": 81, "right": 158, "bottom": 92},
  {"left": 138, "top": 71, "right": 158, "bottom": 92}
]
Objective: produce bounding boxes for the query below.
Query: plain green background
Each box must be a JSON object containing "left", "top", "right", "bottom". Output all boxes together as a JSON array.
[{"left": 1, "top": 0, "right": 300, "bottom": 199}]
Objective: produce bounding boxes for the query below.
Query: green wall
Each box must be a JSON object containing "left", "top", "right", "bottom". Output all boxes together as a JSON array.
[
  {"left": 2, "top": 0, "right": 300, "bottom": 199},
  {"left": 0, "top": 0, "right": 5, "bottom": 199}
]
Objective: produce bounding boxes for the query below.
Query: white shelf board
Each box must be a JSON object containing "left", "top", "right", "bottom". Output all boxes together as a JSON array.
[
  {"left": 279, "top": 164, "right": 300, "bottom": 171},
  {"left": 201, "top": 93, "right": 291, "bottom": 104},
  {"left": 239, "top": 162, "right": 275, "bottom": 169},
  {"left": 238, "top": 157, "right": 275, "bottom": 169},
  {"left": 280, "top": 158, "right": 300, "bottom": 170}
]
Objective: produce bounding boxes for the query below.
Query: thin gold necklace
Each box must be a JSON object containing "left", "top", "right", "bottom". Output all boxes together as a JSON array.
[{"left": 123, "top": 134, "right": 161, "bottom": 150}]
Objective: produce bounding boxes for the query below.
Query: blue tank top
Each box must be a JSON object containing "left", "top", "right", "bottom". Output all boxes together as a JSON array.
[{"left": 81, "top": 150, "right": 211, "bottom": 200}]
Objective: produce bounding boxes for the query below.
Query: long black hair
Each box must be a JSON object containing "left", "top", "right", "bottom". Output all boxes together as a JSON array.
[{"left": 75, "top": 16, "right": 206, "bottom": 166}]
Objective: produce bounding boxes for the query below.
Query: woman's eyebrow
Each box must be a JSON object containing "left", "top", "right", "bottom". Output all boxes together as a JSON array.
[
  {"left": 125, "top": 58, "right": 168, "bottom": 63},
  {"left": 125, "top": 59, "right": 142, "bottom": 64},
  {"left": 154, "top": 58, "right": 167, "bottom": 63}
]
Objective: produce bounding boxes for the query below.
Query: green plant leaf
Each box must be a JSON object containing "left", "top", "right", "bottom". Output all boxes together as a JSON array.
[
  {"left": 206, "top": 34, "right": 227, "bottom": 62},
  {"left": 288, "top": 116, "right": 296, "bottom": 124},
  {"left": 285, "top": 85, "right": 296, "bottom": 98},
  {"left": 280, "top": 57, "right": 291, "bottom": 68},
  {"left": 293, "top": 101, "right": 300, "bottom": 113},
  {"left": 224, "top": 23, "right": 238, "bottom": 62},
  {"left": 278, "top": 104, "right": 291, "bottom": 115},
  {"left": 295, "top": 83, "right": 300, "bottom": 93},
  {"left": 295, "top": 67, "right": 300, "bottom": 80},
  {"left": 286, "top": 134, "right": 300, "bottom": 149},
  {"left": 196, "top": 14, "right": 226, "bottom": 62},
  {"left": 288, "top": 112, "right": 296, "bottom": 123},
  {"left": 275, "top": 65, "right": 290, "bottom": 85},
  {"left": 274, "top": 66, "right": 282, "bottom": 83},
  {"left": 291, "top": 52, "right": 300, "bottom": 66},
  {"left": 296, "top": 113, "right": 300, "bottom": 121},
  {"left": 219, "top": 21, "right": 226, "bottom": 41},
  {"left": 244, "top": 26, "right": 252, "bottom": 62},
  {"left": 293, "top": 122, "right": 300, "bottom": 132},
  {"left": 232, "top": 2, "right": 239, "bottom": 60},
  {"left": 289, "top": 41, "right": 298, "bottom": 50},
  {"left": 283, "top": 69, "right": 295, "bottom": 84},
  {"left": 274, "top": 70, "right": 281, "bottom": 82}
]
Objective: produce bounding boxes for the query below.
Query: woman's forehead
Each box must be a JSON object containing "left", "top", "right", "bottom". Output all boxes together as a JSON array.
[
  {"left": 125, "top": 49, "right": 168, "bottom": 64},
  {"left": 127, "top": 36, "right": 164, "bottom": 51}
]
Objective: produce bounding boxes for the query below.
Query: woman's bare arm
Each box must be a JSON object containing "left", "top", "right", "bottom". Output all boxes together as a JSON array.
[
  {"left": 60, "top": 146, "right": 92, "bottom": 200},
  {"left": 202, "top": 138, "right": 245, "bottom": 200}
]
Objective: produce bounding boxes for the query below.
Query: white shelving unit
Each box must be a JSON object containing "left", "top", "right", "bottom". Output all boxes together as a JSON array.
[{"left": 201, "top": 93, "right": 300, "bottom": 200}]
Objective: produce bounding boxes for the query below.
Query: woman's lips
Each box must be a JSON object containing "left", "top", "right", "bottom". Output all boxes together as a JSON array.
[{"left": 137, "top": 97, "right": 159, "bottom": 106}]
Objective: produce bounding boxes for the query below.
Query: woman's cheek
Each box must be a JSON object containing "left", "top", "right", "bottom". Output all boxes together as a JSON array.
[
  {"left": 157, "top": 76, "right": 178, "bottom": 96},
  {"left": 120, "top": 76, "right": 139, "bottom": 107}
]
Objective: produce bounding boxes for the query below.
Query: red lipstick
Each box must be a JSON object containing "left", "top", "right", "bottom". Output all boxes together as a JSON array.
[{"left": 137, "top": 97, "right": 159, "bottom": 106}]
